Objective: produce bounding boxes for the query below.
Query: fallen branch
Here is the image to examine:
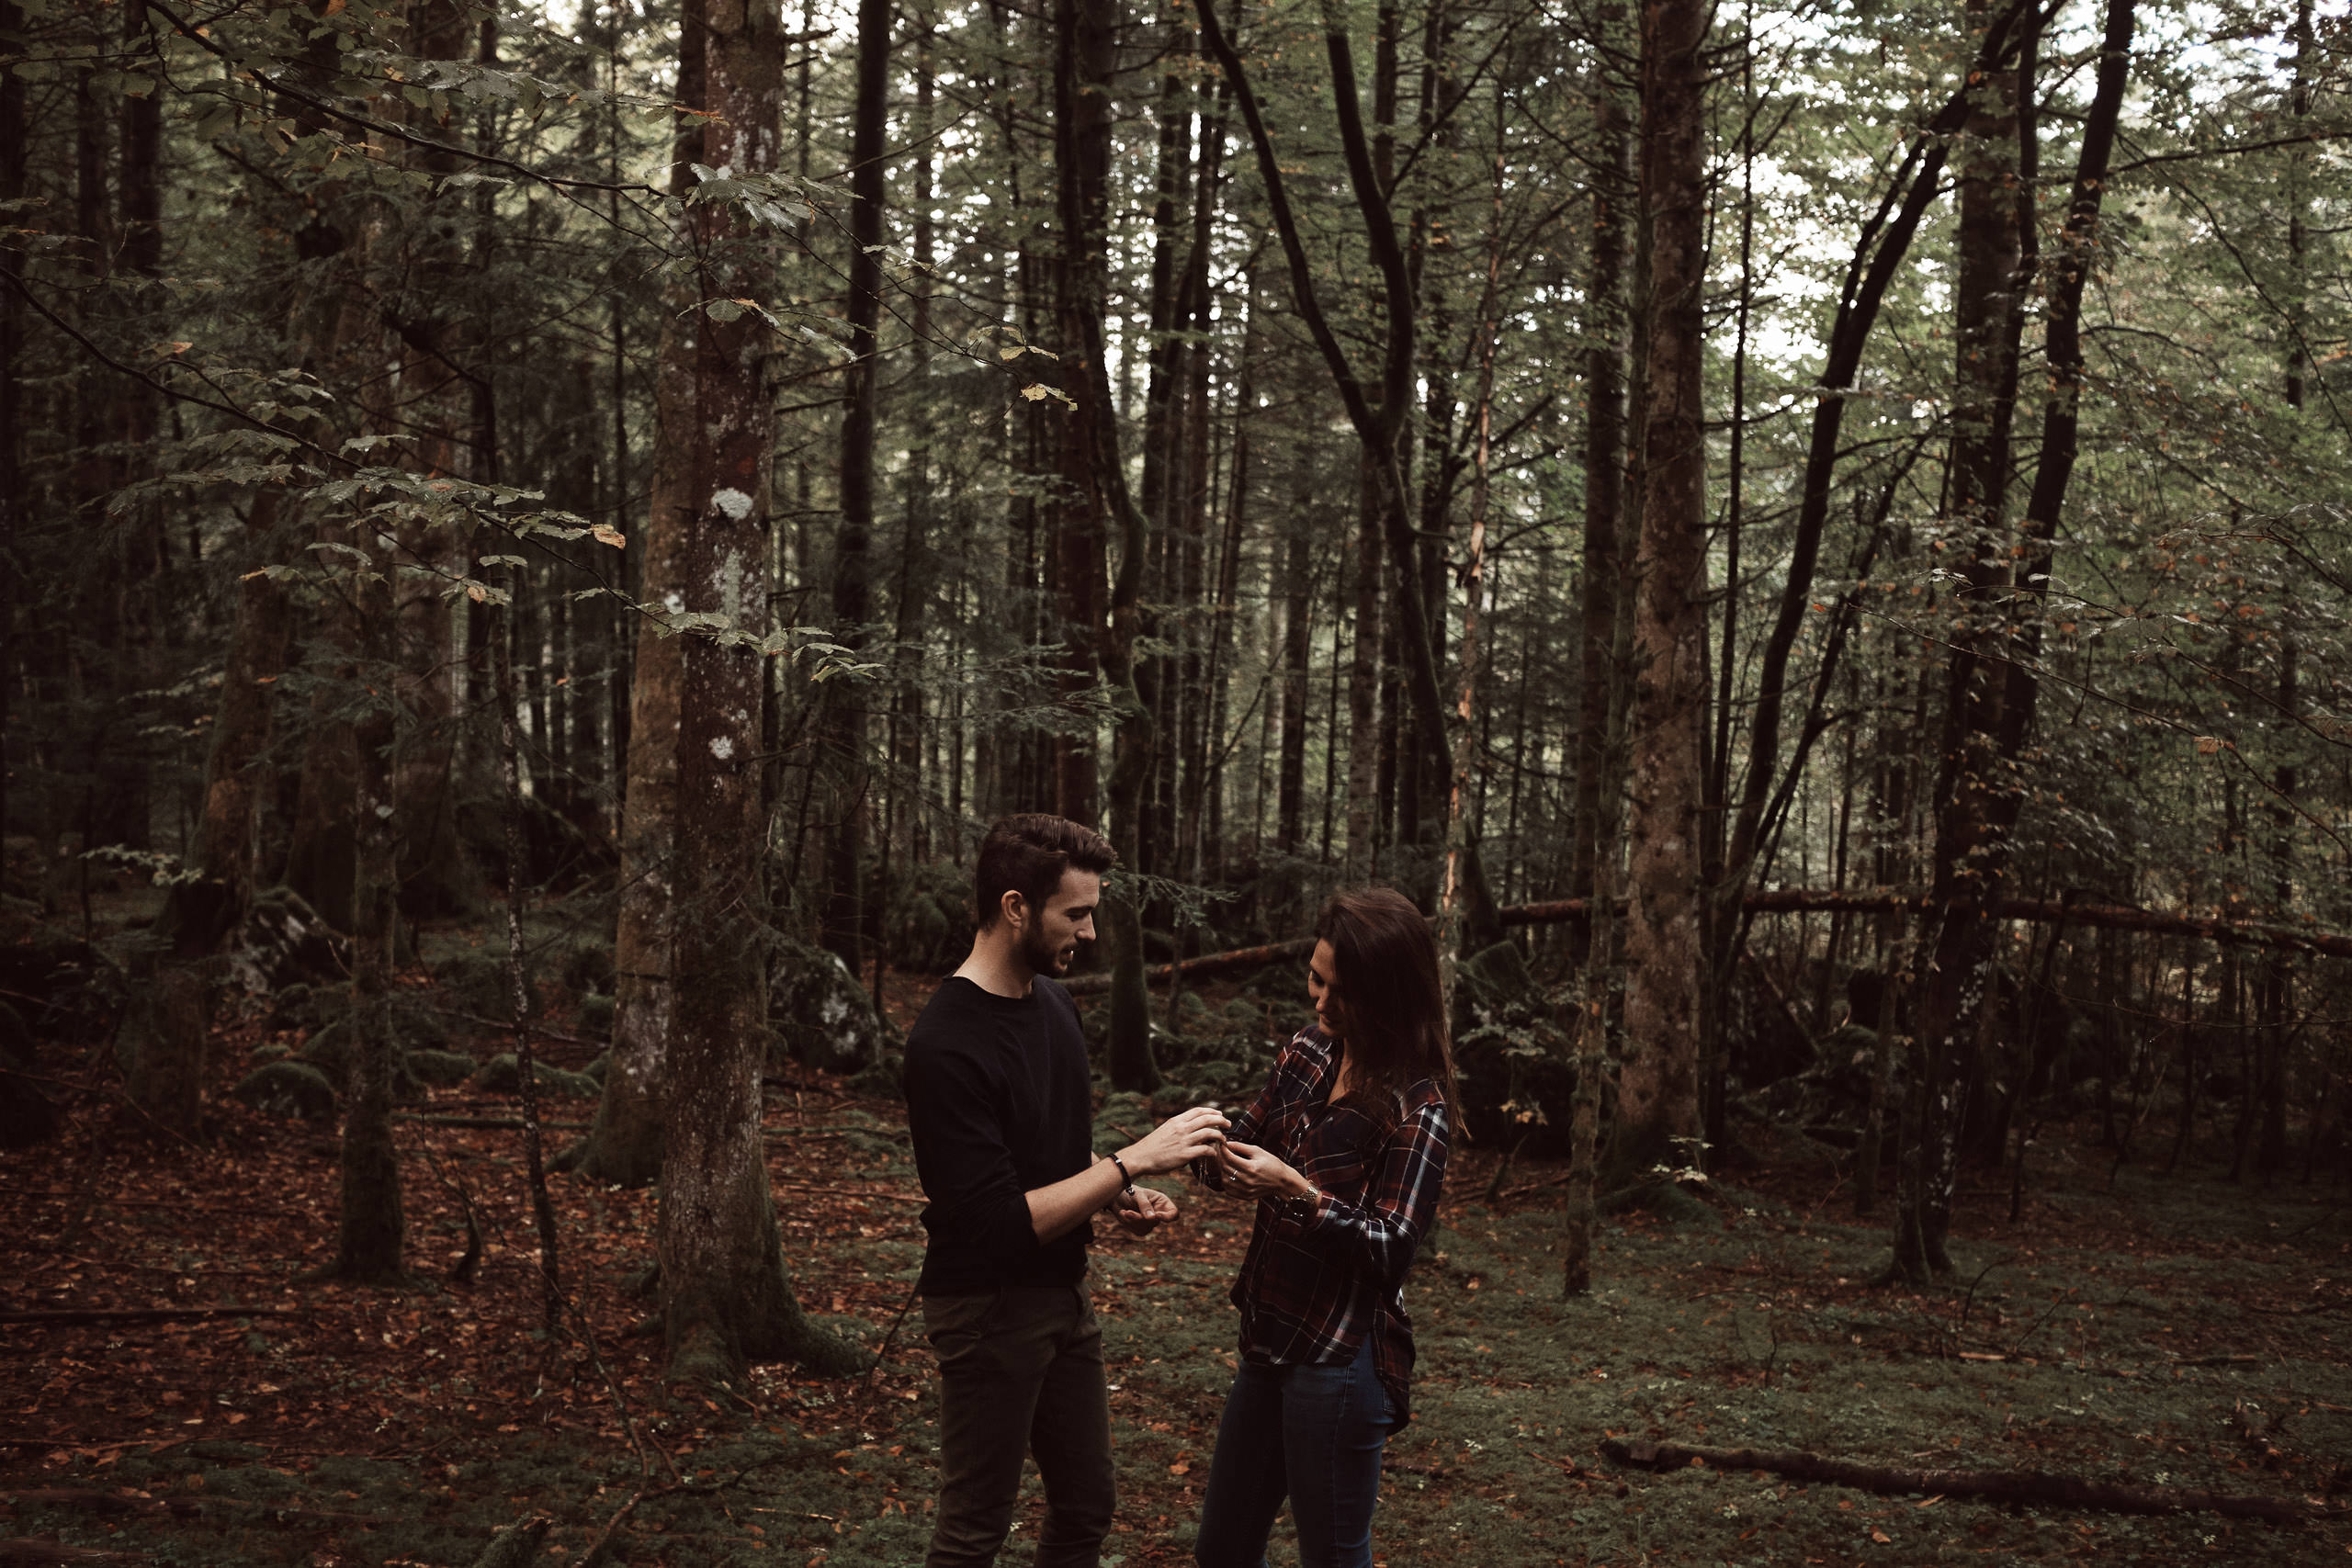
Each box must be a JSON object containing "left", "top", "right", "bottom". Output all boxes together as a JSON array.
[
  {"left": 394, "top": 1114, "right": 593, "bottom": 1132},
  {"left": 577, "top": 1491, "right": 640, "bottom": 1568},
  {"left": 0, "top": 1540, "right": 153, "bottom": 1566},
  {"left": 0, "top": 1307, "right": 306, "bottom": 1327},
  {"left": 1600, "top": 1437, "right": 2342, "bottom": 1523},
  {"left": 428, "top": 1008, "right": 604, "bottom": 1050},
  {"left": 1, "top": 1489, "right": 383, "bottom": 1529},
  {"left": 1062, "top": 888, "right": 2352, "bottom": 994}
]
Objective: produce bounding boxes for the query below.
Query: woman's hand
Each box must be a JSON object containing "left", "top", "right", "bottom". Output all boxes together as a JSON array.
[
  {"left": 1218, "top": 1139, "right": 1311, "bottom": 1201},
  {"left": 1113, "top": 1185, "right": 1178, "bottom": 1236},
  {"left": 1121, "top": 1105, "right": 1231, "bottom": 1176}
]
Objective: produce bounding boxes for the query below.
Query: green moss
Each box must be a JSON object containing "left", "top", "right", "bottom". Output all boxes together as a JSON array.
[{"left": 467, "top": 1052, "right": 599, "bottom": 1098}]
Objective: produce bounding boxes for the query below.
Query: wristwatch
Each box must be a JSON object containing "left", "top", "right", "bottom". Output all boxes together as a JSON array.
[{"left": 1283, "top": 1183, "right": 1323, "bottom": 1219}]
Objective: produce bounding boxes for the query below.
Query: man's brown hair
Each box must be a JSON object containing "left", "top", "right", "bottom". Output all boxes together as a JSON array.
[{"left": 974, "top": 814, "right": 1116, "bottom": 929}]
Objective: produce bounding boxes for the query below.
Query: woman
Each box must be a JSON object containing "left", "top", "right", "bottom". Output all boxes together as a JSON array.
[{"left": 1192, "top": 886, "right": 1455, "bottom": 1568}]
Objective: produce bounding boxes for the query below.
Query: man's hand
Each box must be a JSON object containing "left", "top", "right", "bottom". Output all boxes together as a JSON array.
[
  {"left": 1119, "top": 1105, "right": 1230, "bottom": 1176},
  {"left": 1219, "top": 1139, "right": 1310, "bottom": 1201},
  {"left": 1113, "top": 1185, "right": 1177, "bottom": 1236}
]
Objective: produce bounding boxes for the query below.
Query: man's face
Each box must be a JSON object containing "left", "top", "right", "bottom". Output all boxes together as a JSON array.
[{"left": 1013, "top": 868, "right": 1101, "bottom": 977}]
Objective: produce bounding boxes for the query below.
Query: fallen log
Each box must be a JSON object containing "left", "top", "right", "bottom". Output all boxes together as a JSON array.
[
  {"left": 1600, "top": 1436, "right": 2343, "bottom": 1523},
  {"left": 1061, "top": 937, "right": 1315, "bottom": 997},
  {"left": 1061, "top": 888, "right": 2352, "bottom": 995}
]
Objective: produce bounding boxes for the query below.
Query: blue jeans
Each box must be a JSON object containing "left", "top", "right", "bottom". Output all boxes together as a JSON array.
[{"left": 1193, "top": 1336, "right": 1396, "bottom": 1568}]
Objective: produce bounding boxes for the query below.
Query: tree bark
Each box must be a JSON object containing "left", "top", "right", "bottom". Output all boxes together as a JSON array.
[
  {"left": 562, "top": 6, "right": 709, "bottom": 1189},
  {"left": 1568, "top": 45, "right": 1630, "bottom": 960},
  {"left": 1055, "top": 0, "right": 1160, "bottom": 1094},
  {"left": 819, "top": 0, "right": 889, "bottom": 972},
  {"left": 0, "top": 0, "right": 22, "bottom": 853},
  {"left": 1611, "top": 0, "right": 1709, "bottom": 1184},
  {"left": 324, "top": 557, "right": 405, "bottom": 1285},
  {"left": 658, "top": 0, "right": 861, "bottom": 1384}
]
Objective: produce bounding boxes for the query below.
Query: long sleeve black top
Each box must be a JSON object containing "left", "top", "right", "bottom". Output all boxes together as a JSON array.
[{"left": 902, "top": 975, "right": 1094, "bottom": 1295}]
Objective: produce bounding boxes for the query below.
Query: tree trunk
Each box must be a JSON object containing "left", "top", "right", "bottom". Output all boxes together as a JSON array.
[
  {"left": 561, "top": 6, "right": 708, "bottom": 1189},
  {"left": 1611, "top": 0, "right": 1709, "bottom": 1184},
  {"left": 1274, "top": 495, "right": 1311, "bottom": 859},
  {"left": 324, "top": 561, "right": 405, "bottom": 1285},
  {"left": 1568, "top": 51, "right": 1630, "bottom": 962},
  {"left": 1345, "top": 464, "right": 1384, "bottom": 879},
  {"left": 658, "top": 0, "right": 860, "bottom": 1383},
  {"left": 1894, "top": 0, "right": 2031, "bottom": 1279},
  {"left": 1438, "top": 132, "right": 1506, "bottom": 1009},
  {"left": 1057, "top": 0, "right": 1159, "bottom": 1094},
  {"left": 819, "top": 0, "right": 888, "bottom": 973},
  {"left": 0, "top": 0, "right": 22, "bottom": 852}
]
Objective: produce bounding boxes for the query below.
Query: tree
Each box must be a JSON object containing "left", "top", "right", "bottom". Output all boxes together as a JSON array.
[
  {"left": 1611, "top": 0, "right": 1709, "bottom": 1184},
  {"left": 655, "top": 0, "right": 864, "bottom": 1383}
]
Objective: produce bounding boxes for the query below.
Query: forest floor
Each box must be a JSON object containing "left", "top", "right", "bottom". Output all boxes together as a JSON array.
[{"left": 4, "top": 960, "right": 2351, "bottom": 1566}]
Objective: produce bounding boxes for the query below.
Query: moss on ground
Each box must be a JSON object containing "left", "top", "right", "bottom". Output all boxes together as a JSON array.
[{"left": 7, "top": 1106, "right": 2347, "bottom": 1567}]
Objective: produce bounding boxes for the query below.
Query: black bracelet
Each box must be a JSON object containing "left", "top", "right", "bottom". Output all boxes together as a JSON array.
[{"left": 1110, "top": 1153, "right": 1136, "bottom": 1193}]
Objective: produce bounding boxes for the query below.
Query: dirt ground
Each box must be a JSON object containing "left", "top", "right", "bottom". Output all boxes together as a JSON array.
[{"left": 5, "top": 967, "right": 2349, "bottom": 1566}]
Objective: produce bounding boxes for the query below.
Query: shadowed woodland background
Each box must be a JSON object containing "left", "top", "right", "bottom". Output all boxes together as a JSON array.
[{"left": 4, "top": 0, "right": 2352, "bottom": 1558}]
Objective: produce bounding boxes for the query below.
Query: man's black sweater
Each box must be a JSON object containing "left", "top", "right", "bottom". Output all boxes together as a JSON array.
[{"left": 903, "top": 975, "right": 1094, "bottom": 1295}]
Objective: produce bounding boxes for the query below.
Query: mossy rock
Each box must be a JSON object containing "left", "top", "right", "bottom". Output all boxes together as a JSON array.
[
  {"left": 433, "top": 951, "right": 512, "bottom": 1019},
  {"left": 849, "top": 1048, "right": 904, "bottom": 1099},
  {"left": 297, "top": 1018, "right": 356, "bottom": 1079},
  {"left": 265, "top": 981, "right": 336, "bottom": 1032},
  {"left": 230, "top": 886, "right": 345, "bottom": 989},
  {"left": 559, "top": 942, "right": 616, "bottom": 999},
  {"left": 1161, "top": 1059, "right": 1245, "bottom": 1107},
  {"left": 1460, "top": 940, "right": 1534, "bottom": 1010},
  {"left": 232, "top": 1060, "right": 339, "bottom": 1122},
  {"left": 249, "top": 1041, "right": 293, "bottom": 1065},
  {"left": 390, "top": 995, "right": 451, "bottom": 1051},
  {"left": 466, "top": 1052, "right": 599, "bottom": 1098},
  {"left": 407, "top": 1048, "right": 479, "bottom": 1088},
  {"left": 577, "top": 991, "right": 615, "bottom": 1039},
  {"left": 769, "top": 938, "right": 897, "bottom": 1075},
  {"left": 1093, "top": 1089, "right": 1155, "bottom": 1151}
]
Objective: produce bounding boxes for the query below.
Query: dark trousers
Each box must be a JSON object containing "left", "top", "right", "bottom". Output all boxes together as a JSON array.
[
  {"left": 1193, "top": 1335, "right": 1396, "bottom": 1568},
  {"left": 922, "top": 1281, "right": 1115, "bottom": 1568}
]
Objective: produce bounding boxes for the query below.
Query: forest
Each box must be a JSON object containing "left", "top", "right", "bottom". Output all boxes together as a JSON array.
[{"left": 3, "top": 0, "right": 2351, "bottom": 1558}]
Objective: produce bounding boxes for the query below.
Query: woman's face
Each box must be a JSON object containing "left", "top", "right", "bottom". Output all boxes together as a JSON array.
[{"left": 1307, "top": 939, "right": 1345, "bottom": 1043}]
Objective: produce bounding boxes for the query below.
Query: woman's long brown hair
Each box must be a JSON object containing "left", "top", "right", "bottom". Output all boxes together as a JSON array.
[{"left": 1316, "top": 886, "right": 1459, "bottom": 1135}]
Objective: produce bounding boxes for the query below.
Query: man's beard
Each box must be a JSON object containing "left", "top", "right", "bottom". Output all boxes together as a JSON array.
[{"left": 1021, "top": 921, "right": 1072, "bottom": 976}]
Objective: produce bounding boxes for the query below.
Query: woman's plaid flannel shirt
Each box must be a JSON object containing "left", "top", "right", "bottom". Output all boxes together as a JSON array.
[{"left": 1195, "top": 1025, "right": 1450, "bottom": 1421}]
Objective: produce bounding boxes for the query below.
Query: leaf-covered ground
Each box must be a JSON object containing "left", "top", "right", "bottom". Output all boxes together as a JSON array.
[{"left": 5, "top": 970, "right": 2349, "bottom": 1566}]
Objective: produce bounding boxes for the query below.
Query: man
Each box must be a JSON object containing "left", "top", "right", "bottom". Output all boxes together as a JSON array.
[{"left": 904, "top": 814, "right": 1229, "bottom": 1567}]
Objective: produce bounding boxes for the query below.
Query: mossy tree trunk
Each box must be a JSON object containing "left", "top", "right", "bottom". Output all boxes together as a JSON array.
[
  {"left": 656, "top": 0, "right": 861, "bottom": 1385},
  {"left": 326, "top": 559, "right": 405, "bottom": 1285},
  {"left": 1611, "top": 0, "right": 1709, "bottom": 1188},
  {"left": 561, "top": 6, "right": 706, "bottom": 1190}
]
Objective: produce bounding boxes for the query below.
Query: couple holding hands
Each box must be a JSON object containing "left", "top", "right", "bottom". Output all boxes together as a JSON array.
[{"left": 902, "top": 815, "right": 1455, "bottom": 1568}]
